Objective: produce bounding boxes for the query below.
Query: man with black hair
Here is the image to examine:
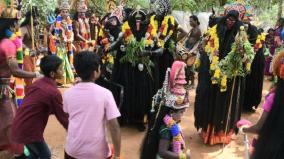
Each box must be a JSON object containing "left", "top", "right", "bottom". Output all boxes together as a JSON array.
[
  {"left": 11, "top": 55, "right": 68, "bottom": 159},
  {"left": 184, "top": 15, "right": 201, "bottom": 88},
  {"left": 63, "top": 51, "right": 121, "bottom": 159}
]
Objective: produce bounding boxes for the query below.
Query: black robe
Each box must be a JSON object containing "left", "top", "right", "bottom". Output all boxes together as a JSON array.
[
  {"left": 156, "top": 17, "right": 178, "bottom": 88},
  {"left": 243, "top": 25, "right": 265, "bottom": 111},
  {"left": 111, "top": 19, "right": 157, "bottom": 124},
  {"left": 194, "top": 19, "right": 245, "bottom": 135}
]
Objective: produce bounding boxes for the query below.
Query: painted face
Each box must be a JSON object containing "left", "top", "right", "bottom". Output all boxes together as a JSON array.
[
  {"left": 109, "top": 17, "right": 118, "bottom": 26},
  {"left": 135, "top": 12, "right": 143, "bottom": 31},
  {"left": 60, "top": 9, "right": 69, "bottom": 19},
  {"left": 226, "top": 16, "right": 236, "bottom": 30}
]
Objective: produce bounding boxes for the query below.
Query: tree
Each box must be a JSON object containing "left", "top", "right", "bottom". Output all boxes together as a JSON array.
[{"left": 278, "top": 0, "right": 283, "bottom": 20}]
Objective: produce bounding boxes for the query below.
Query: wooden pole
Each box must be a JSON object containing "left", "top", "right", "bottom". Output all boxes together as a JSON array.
[
  {"left": 30, "top": 1, "right": 35, "bottom": 50},
  {"left": 222, "top": 76, "right": 237, "bottom": 151}
]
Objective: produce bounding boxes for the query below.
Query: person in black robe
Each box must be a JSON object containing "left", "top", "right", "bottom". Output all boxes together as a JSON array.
[
  {"left": 110, "top": 8, "right": 163, "bottom": 131},
  {"left": 243, "top": 22, "right": 265, "bottom": 111},
  {"left": 194, "top": 10, "right": 246, "bottom": 145},
  {"left": 151, "top": 0, "right": 187, "bottom": 88}
]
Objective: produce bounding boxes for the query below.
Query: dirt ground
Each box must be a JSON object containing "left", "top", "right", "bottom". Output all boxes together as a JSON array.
[{"left": 44, "top": 80, "right": 271, "bottom": 159}]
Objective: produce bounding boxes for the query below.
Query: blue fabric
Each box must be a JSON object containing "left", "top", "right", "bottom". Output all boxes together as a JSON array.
[
  {"left": 170, "top": 124, "right": 180, "bottom": 136},
  {"left": 281, "top": 29, "right": 284, "bottom": 41},
  {"left": 5, "top": 29, "right": 13, "bottom": 38},
  {"left": 56, "top": 16, "right": 62, "bottom": 21}
]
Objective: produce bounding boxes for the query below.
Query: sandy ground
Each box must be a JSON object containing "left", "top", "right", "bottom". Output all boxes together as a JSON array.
[{"left": 43, "top": 80, "right": 271, "bottom": 159}]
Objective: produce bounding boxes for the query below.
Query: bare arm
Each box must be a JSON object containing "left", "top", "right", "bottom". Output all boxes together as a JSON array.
[
  {"left": 158, "top": 139, "right": 180, "bottom": 159},
  {"left": 108, "top": 32, "right": 124, "bottom": 52},
  {"left": 7, "top": 58, "right": 36, "bottom": 78},
  {"left": 176, "top": 22, "right": 188, "bottom": 42},
  {"left": 107, "top": 118, "right": 121, "bottom": 158},
  {"left": 243, "top": 111, "right": 269, "bottom": 134}
]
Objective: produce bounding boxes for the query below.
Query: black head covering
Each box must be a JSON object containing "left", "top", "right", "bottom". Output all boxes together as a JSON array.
[{"left": 226, "top": 10, "right": 239, "bottom": 20}]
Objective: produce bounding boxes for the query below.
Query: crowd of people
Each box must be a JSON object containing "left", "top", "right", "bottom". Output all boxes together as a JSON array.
[{"left": 0, "top": 0, "right": 284, "bottom": 158}]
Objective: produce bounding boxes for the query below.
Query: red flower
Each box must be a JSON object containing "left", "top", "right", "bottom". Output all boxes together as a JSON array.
[{"left": 159, "top": 24, "right": 166, "bottom": 33}]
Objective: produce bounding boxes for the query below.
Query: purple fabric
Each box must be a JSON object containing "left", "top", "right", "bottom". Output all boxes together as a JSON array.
[{"left": 263, "top": 92, "right": 275, "bottom": 112}]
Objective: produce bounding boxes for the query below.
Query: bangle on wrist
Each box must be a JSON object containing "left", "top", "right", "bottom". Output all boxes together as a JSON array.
[{"left": 239, "top": 125, "right": 249, "bottom": 134}]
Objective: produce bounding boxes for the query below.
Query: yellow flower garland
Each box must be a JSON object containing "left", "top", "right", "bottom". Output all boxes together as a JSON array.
[
  {"left": 196, "top": 25, "right": 254, "bottom": 92},
  {"left": 146, "top": 15, "right": 175, "bottom": 48},
  {"left": 255, "top": 33, "right": 267, "bottom": 50},
  {"left": 122, "top": 21, "right": 135, "bottom": 42}
]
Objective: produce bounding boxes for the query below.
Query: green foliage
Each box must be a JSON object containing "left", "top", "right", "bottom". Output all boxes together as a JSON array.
[
  {"left": 219, "top": 41, "right": 254, "bottom": 78},
  {"left": 120, "top": 38, "right": 154, "bottom": 76},
  {"left": 168, "top": 40, "right": 176, "bottom": 56},
  {"left": 170, "top": 0, "right": 198, "bottom": 12},
  {"left": 22, "top": 0, "right": 57, "bottom": 24},
  {"left": 126, "top": 0, "right": 149, "bottom": 8}
]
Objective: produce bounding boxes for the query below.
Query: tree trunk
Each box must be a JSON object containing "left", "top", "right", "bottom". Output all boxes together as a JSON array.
[
  {"left": 219, "top": 0, "right": 227, "bottom": 6},
  {"left": 278, "top": 0, "right": 283, "bottom": 20}
]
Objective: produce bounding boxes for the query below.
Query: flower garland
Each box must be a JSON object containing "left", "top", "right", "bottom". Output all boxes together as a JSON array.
[
  {"left": 98, "top": 26, "right": 115, "bottom": 66},
  {"left": 50, "top": 15, "right": 74, "bottom": 55},
  {"left": 254, "top": 33, "right": 266, "bottom": 51},
  {"left": 145, "top": 15, "right": 175, "bottom": 48},
  {"left": 120, "top": 21, "right": 154, "bottom": 75},
  {"left": 55, "top": 15, "right": 73, "bottom": 40},
  {"left": 196, "top": 25, "right": 254, "bottom": 92},
  {"left": 5, "top": 29, "right": 25, "bottom": 106},
  {"left": 163, "top": 115, "right": 185, "bottom": 154}
]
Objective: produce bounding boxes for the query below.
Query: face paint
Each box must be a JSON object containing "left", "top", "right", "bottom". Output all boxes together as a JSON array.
[
  {"left": 135, "top": 13, "right": 142, "bottom": 31},
  {"left": 226, "top": 17, "right": 236, "bottom": 30}
]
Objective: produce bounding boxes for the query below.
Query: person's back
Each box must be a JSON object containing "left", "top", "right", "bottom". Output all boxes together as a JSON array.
[
  {"left": 64, "top": 82, "right": 117, "bottom": 158},
  {"left": 64, "top": 51, "right": 121, "bottom": 159}
]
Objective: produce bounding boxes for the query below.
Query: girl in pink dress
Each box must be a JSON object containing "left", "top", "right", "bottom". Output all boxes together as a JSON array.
[{"left": 237, "top": 51, "right": 284, "bottom": 159}]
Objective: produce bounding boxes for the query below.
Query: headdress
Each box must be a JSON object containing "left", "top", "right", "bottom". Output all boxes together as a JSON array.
[
  {"left": 0, "top": 0, "right": 21, "bottom": 19},
  {"left": 110, "top": 5, "right": 124, "bottom": 23},
  {"left": 224, "top": 2, "right": 246, "bottom": 20},
  {"left": 76, "top": 0, "right": 87, "bottom": 12},
  {"left": 272, "top": 51, "right": 284, "bottom": 79},
  {"left": 153, "top": 0, "right": 171, "bottom": 15},
  {"left": 151, "top": 61, "right": 189, "bottom": 111},
  {"left": 130, "top": 6, "right": 146, "bottom": 20},
  {"left": 59, "top": 0, "right": 70, "bottom": 10}
]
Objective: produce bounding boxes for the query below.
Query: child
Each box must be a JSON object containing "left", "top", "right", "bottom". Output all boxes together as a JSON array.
[
  {"left": 11, "top": 55, "right": 69, "bottom": 158},
  {"left": 237, "top": 51, "right": 284, "bottom": 158},
  {"left": 141, "top": 61, "right": 191, "bottom": 159},
  {"left": 63, "top": 51, "right": 121, "bottom": 159}
]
